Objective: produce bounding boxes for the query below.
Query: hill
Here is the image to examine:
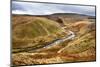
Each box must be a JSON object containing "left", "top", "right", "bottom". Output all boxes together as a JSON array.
[
  {"left": 12, "top": 13, "right": 96, "bottom": 66},
  {"left": 12, "top": 15, "right": 64, "bottom": 49}
]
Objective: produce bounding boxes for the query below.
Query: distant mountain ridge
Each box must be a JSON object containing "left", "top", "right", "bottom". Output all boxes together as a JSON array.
[{"left": 12, "top": 13, "right": 95, "bottom": 17}]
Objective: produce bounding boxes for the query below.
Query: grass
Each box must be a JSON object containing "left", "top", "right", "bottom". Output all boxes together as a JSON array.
[
  {"left": 12, "top": 14, "right": 96, "bottom": 65},
  {"left": 58, "top": 30, "right": 95, "bottom": 54},
  {"left": 12, "top": 17, "right": 64, "bottom": 49},
  {"left": 13, "top": 17, "right": 62, "bottom": 38}
]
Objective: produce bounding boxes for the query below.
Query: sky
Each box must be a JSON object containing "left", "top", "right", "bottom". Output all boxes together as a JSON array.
[{"left": 12, "top": 1, "right": 95, "bottom": 16}]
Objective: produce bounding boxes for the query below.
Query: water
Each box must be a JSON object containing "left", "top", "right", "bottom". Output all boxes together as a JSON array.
[{"left": 43, "top": 31, "right": 75, "bottom": 48}]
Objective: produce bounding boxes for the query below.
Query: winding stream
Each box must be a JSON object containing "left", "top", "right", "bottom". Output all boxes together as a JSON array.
[
  {"left": 13, "top": 30, "right": 75, "bottom": 53},
  {"left": 43, "top": 30, "right": 75, "bottom": 48}
]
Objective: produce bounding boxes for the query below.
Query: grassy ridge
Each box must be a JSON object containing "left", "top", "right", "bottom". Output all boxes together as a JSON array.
[
  {"left": 13, "top": 17, "right": 62, "bottom": 38},
  {"left": 13, "top": 17, "right": 64, "bottom": 49}
]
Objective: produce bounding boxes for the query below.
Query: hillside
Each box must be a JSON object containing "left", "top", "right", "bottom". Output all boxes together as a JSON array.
[
  {"left": 12, "top": 13, "right": 96, "bottom": 66},
  {"left": 12, "top": 15, "right": 65, "bottom": 50}
]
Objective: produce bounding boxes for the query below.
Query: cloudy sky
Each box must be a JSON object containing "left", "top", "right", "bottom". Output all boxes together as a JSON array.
[{"left": 12, "top": 1, "right": 95, "bottom": 16}]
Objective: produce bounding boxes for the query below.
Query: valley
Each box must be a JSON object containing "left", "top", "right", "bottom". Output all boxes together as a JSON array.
[{"left": 12, "top": 13, "right": 96, "bottom": 66}]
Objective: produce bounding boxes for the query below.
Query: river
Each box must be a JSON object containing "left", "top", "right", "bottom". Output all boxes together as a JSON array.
[{"left": 43, "top": 30, "right": 75, "bottom": 48}]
